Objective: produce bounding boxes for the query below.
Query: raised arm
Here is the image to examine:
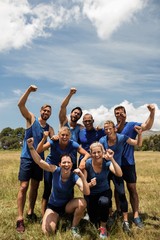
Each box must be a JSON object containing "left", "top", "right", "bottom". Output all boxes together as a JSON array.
[
  {"left": 36, "top": 131, "right": 51, "bottom": 153},
  {"left": 126, "top": 126, "right": 142, "bottom": 147},
  {"left": 78, "top": 147, "right": 90, "bottom": 170},
  {"left": 74, "top": 168, "right": 90, "bottom": 195},
  {"left": 17, "top": 85, "right": 37, "bottom": 125},
  {"left": 27, "top": 138, "right": 56, "bottom": 172},
  {"left": 141, "top": 104, "right": 155, "bottom": 131},
  {"left": 59, "top": 88, "right": 77, "bottom": 127},
  {"left": 104, "top": 149, "right": 122, "bottom": 177}
]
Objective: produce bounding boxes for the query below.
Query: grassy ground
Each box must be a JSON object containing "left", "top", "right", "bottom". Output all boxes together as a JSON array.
[{"left": 0, "top": 150, "right": 160, "bottom": 240}]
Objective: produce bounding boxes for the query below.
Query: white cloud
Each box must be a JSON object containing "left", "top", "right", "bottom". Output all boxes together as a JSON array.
[
  {"left": 0, "top": 0, "right": 80, "bottom": 51},
  {"left": 78, "top": 100, "right": 159, "bottom": 131},
  {"left": 0, "top": 0, "right": 149, "bottom": 52},
  {"left": 82, "top": 0, "right": 148, "bottom": 39}
]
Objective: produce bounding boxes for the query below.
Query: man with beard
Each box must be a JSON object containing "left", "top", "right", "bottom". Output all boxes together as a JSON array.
[
  {"left": 59, "top": 87, "right": 83, "bottom": 169},
  {"left": 16, "top": 85, "right": 54, "bottom": 233}
]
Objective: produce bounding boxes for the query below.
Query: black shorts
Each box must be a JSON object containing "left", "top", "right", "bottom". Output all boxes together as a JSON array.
[
  {"left": 121, "top": 165, "right": 137, "bottom": 183},
  {"left": 18, "top": 158, "right": 43, "bottom": 181},
  {"left": 47, "top": 203, "right": 67, "bottom": 216}
]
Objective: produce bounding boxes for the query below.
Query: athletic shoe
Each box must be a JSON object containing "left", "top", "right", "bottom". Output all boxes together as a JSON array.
[
  {"left": 99, "top": 227, "right": 108, "bottom": 239},
  {"left": 16, "top": 219, "right": 25, "bottom": 233},
  {"left": 122, "top": 221, "right": 131, "bottom": 234},
  {"left": 133, "top": 217, "right": 144, "bottom": 228},
  {"left": 26, "top": 213, "right": 37, "bottom": 222},
  {"left": 71, "top": 226, "right": 81, "bottom": 239}
]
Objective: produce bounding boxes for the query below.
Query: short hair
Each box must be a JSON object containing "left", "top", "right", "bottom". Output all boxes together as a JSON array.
[
  {"left": 104, "top": 120, "right": 115, "bottom": 128},
  {"left": 83, "top": 113, "right": 93, "bottom": 120},
  {"left": 89, "top": 141, "right": 105, "bottom": 154},
  {"left": 41, "top": 104, "right": 52, "bottom": 110},
  {"left": 114, "top": 106, "right": 126, "bottom": 114},
  {"left": 59, "top": 153, "right": 73, "bottom": 163},
  {"left": 71, "top": 107, "right": 83, "bottom": 118}
]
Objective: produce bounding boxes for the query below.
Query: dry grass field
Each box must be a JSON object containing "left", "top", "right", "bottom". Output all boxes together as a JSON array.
[{"left": 0, "top": 150, "right": 159, "bottom": 240}]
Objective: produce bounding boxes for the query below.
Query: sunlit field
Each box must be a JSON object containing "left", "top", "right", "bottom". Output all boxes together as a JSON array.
[{"left": 0, "top": 150, "right": 159, "bottom": 240}]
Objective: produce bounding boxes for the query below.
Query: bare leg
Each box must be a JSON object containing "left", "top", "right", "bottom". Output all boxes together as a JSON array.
[
  {"left": 127, "top": 183, "right": 139, "bottom": 218},
  {"left": 66, "top": 198, "right": 86, "bottom": 227},
  {"left": 42, "top": 208, "right": 59, "bottom": 235},
  {"left": 27, "top": 178, "right": 40, "bottom": 215},
  {"left": 17, "top": 181, "right": 29, "bottom": 220}
]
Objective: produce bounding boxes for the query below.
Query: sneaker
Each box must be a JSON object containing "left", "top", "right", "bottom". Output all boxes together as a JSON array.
[
  {"left": 26, "top": 213, "right": 37, "bottom": 222},
  {"left": 122, "top": 221, "right": 131, "bottom": 234},
  {"left": 99, "top": 227, "right": 108, "bottom": 239},
  {"left": 133, "top": 217, "right": 144, "bottom": 228},
  {"left": 83, "top": 212, "right": 89, "bottom": 221},
  {"left": 16, "top": 219, "right": 25, "bottom": 233},
  {"left": 71, "top": 226, "right": 81, "bottom": 239}
]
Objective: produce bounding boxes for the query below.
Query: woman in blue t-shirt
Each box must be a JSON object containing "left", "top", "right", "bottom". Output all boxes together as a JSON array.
[
  {"left": 36, "top": 126, "right": 90, "bottom": 216},
  {"left": 27, "top": 137, "right": 90, "bottom": 238},
  {"left": 83, "top": 142, "right": 122, "bottom": 239}
]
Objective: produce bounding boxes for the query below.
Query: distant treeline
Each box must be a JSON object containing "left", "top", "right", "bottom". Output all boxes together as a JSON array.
[{"left": 0, "top": 127, "right": 160, "bottom": 151}]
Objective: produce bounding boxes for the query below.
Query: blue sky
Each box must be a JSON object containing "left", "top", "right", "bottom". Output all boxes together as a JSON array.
[{"left": 0, "top": 0, "right": 160, "bottom": 133}]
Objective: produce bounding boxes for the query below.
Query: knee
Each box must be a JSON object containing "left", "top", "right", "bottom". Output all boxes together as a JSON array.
[
  {"left": 79, "top": 198, "right": 87, "bottom": 209},
  {"left": 98, "top": 196, "right": 110, "bottom": 207},
  {"left": 127, "top": 184, "right": 137, "bottom": 194},
  {"left": 19, "top": 182, "right": 29, "bottom": 194}
]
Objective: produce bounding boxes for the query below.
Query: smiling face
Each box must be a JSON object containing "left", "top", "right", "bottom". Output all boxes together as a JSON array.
[
  {"left": 83, "top": 114, "right": 94, "bottom": 130},
  {"left": 114, "top": 107, "right": 126, "bottom": 123},
  {"left": 59, "top": 127, "right": 71, "bottom": 145},
  {"left": 40, "top": 105, "right": 52, "bottom": 120},
  {"left": 90, "top": 142, "right": 104, "bottom": 162},
  {"left": 104, "top": 121, "right": 116, "bottom": 138},
  {"left": 70, "top": 108, "right": 82, "bottom": 122},
  {"left": 59, "top": 155, "right": 73, "bottom": 174}
]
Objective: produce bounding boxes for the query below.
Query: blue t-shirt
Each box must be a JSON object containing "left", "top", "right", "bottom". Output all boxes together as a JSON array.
[
  {"left": 78, "top": 128, "right": 105, "bottom": 159},
  {"left": 48, "top": 167, "right": 79, "bottom": 207},
  {"left": 119, "top": 122, "right": 141, "bottom": 165},
  {"left": 85, "top": 158, "right": 111, "bottom": 195},
  {"left": 46, "top": 139, "right": 80, "bottom": 166},
  {"left": 21, "top": 117, "right": 49, "bottom": 159},
  {"left": 99, "top": 133, "right": 129, "bottom": 166}
]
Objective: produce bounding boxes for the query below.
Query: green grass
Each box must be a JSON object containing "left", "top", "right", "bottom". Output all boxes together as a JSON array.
[{"left": 0, "top": 150, "right": 160, "bottom": 240}]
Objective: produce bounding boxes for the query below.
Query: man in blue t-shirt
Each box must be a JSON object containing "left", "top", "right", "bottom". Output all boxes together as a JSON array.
[
  {"left": 114, "top": 104, "right": 155, "bottom": 228},
  {"left": 78, "top": 113, "right": 105, "bottom": 169},
  {"left": 16, "top": 85, "right": 54, "bottom": 233}
]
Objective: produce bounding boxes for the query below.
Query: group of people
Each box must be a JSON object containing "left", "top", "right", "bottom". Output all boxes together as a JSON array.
[{"left": 16, "top": 85, "right": 155, "bottom": 239}]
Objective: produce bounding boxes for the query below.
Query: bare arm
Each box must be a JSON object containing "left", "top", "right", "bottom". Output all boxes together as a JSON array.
[
  {"left": 126, "top": 126, "right": 142, "bottom": 146},
  {"left": 78, "top": 147, "right": 91, "bottom": 170},
  {"left": 27, "top": 138, "right": 56, "bottom": 172},
  {"left": 141, "top": 104, "right": 155, "bottom": 131},
  {"left": 104, "top": 149, "right": 122, "bottom": 177},
  {"left": 36, "top": 131, "right": 51, "bottom": 153},
  {"left": 48, "top": 126, "right": 55, "bottom": 139},
  {"left": 59, "top": 88, "right": 77, "bottom": 127},
  {"left": 116, "top": 112, "right": 126, "bottom": 133},
  {"left": 74, "top": 168, "right": 90, "bottom": 195},
  {"left": 17, "top": 85, "right": 37, "bottom": 126}
]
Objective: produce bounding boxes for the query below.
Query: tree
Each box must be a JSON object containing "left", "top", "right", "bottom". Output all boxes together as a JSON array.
[{"left": 0, "top": 127, "right": 25, "bottom": 150}]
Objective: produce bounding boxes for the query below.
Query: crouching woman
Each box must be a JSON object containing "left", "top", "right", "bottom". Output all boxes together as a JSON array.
[
  {"left": 27, "top": 137, "right": 90, "bottom": 238},
  {"left": 83, "top": 142, "right": 122, "bottom": 239}
]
